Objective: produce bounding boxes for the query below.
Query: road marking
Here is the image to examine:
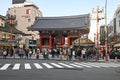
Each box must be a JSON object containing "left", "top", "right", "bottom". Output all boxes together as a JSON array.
[
  {"left": 69, "top": 64, "right": 84, "bottom": 68},
  {"left": 81, "top": 63, "right": 101, "bottom": 68},
  {"left": 12, "top": 63, "right": 20, "bottom": 70},
  {"left": 0, "top": 62, "right": 120, "bottom": 71},
  {"left": 0, "top": 64, "right": 11, "bottom": 70},
  {"left": 95, "top": 63, "right": 116, "bottom": 68},
  {"left": 58, "top": 63, "right": 74, "bottom": 68},
  {"left": 33, "top": 63, "right": 43, "bottom": 69},
  {"left": 42, "top": 63, "right": 54, "bottom": 68},
  {"left": 74, "top": 63, "right": 92, "bottom": 68},
  {"left": 50, "top": 63, "right": 64, "bottom": 68},
  {"left": 96, "top": 63, "right": 111, "bottom": 67},
  {"left": 25, "top": 63, "right": 31, "bottom": 69},
  {"left": 109, "top": 63, "right": 120, "bottom": 67}
]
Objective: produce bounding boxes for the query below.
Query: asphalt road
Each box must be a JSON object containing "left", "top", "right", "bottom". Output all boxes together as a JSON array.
[{"left": 0, "top": 59, "right": 120, "bottom": 80}]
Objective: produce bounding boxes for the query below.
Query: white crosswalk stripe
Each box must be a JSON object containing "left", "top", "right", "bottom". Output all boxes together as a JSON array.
[
  {"left": 0, "top": 62, "right": 120, "bottom": 71},
  {"left": 81, "top": 63, "right": 101, "bottom": 68},
  {"left": 91, "top": 63, "right": 115, "bottom": 68},
  {"left": 12, "top": 63, "right": 20, "bottom": 70},
  {"left": 69, "top": 64, "right": 84, "bottom": 68},
  {"left": 74, "top": 63, "right": 92, "bottom": 68},
  {"left": 0, "top": 64, "right": 11, "bottom": 70},
  {"left": 25, "top": 63, "right": 31, "bottom": 69},
  {"left": 58, "top": 63, "right": 74, "bottom": 68},
  {"left": 42, "top": 63, "right": 54, "bottom": 68},
  {"left": 34, "top": 63, "right": 43, "bottom": 69},
  {"left": 50, "top": 63, "right": 64, "bottom": 68},
  {"left": 94, "top": 63, "right": 111, "bottom": 68},
  {"left": 102, "top": 63, "right": 120, "bottom": 67},
  {"left": 110, "top": 63, "right": 120, "bottom": 67}
]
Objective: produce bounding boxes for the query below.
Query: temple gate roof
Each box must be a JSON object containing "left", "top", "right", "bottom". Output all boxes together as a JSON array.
[{"left": 28, "top": 14, "right": 90, "bottom": 32}]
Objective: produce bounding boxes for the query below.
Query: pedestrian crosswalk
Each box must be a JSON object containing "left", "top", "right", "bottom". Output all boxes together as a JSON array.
[
  {"left": 33, "top": 63, "right": 43, "bottom": 69},
  {"left": 0, "top": 62, "right": 120, "bottom": 71},
  {"left": 12, "top": 63, "right": 20, "bottom": 70}
]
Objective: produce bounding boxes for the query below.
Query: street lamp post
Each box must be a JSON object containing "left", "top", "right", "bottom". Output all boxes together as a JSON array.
[
  {"left": 7, "top": 14, "right": 17, "bottom": 58},
  {"left": 7, "top": 14, "right": 17, "bottom": 48},
  {"left": 91, "top": 6, "right": 104, "bottom": 49}
]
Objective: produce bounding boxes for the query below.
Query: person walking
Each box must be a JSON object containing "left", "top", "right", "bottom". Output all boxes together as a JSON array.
[
  {"left": 36, "top": 48, "right": 40, "bottom": 59},
  {"left": 0, "top": 48, "right": 3, "bottom": 58},
  {"left": 24, "top": 48, "right": 29, "bottom": 59},
  {"left": 18, "top": 48, "right": 23, "bottom": 59},
  {"left": 81, "top": 48, "right": 86, "bottom": 60},
  {"left": 51, "top": 48, "right": 55, "bottom": 58},
  {"left": 77, "top": 48, "right": 82, "bottom": 60},
  {"left": 29, "top": 49, "right": 33, "bottom": 58},
  {"left": 68, "top": 48, "right": 72, "bottom": 60},
  {"left": 3, "top": 49, "right": 7, "bottom": 59},
  {"left": 9, "top": 47, "right": 13, "bottom": 57}
]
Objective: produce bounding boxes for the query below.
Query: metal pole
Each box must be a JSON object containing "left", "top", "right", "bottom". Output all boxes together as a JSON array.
[
  {"left": 96, "top": 6, "right": 99, "bottom": 49},
  {"left": 105, "top": 0, "right": 109, "bottom": 61},
  {"left": 79, "top": 30, "right": 80, "bottom": 48},
  {"left": 10, "top": 23, "right": 13, "bottom": 48},
  {"left": 91, "top": 6, "right": 104, "bottom": 49},
  {"left": 8, "top": 15, "right": 16, "bottom": 48},
  {"left": 7, "top": 14, "right": 16, "bottom": 58}
]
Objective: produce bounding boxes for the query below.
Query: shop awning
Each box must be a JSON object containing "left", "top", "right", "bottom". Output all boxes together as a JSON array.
[{"left": 114, "top": 43, "right": 120, "bottom": 47}]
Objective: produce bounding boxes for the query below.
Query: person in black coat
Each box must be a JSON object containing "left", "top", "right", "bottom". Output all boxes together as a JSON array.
[
  {"left": 76, "top": 48, "right": 82, "bottom": 60},
  {"left": 24, "top": 48, "right": 29, "bottom": 59}
]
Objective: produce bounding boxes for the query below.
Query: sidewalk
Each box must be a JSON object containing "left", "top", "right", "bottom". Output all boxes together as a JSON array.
[{"left": 0, "top": 54, "right": 120, "bottom": 62}]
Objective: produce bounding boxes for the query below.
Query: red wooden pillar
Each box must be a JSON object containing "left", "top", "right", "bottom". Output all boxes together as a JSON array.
[
  {"left": 39, "top": 35, "right": 42, "bottom": 52},
  {"left": 49, "top": 34, "right": 52, "bottom": 49},
  {"left": 68, "top": 35, "right": 70, "bottom": 48}
]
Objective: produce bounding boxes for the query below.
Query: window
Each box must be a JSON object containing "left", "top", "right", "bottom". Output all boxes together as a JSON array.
[
  {"left": 14, "top": 10, "right": 16, "bottom": 13},
  {"left": 29, "top": 40, "right": 37, "bottom": 44},
  {"left": 33, "top": 10, "right": 36, "bottom": 15},
  {"left": 42, "top": 38, "right": 49, "bottom": 46},
  {"left": 26, "top": 9, "right": 31, "bottom": 14},
  {"left": 28, "top": 19, "right": 31, "bottom": 22},
  {"left": 118, "top": 33, "right": 120, "bottom": 40},
  {"left": 119, "top": 20, "right": 120, "bottom": 27},
  {"left": 111, "top": 26, "right": 113, "bottom": 31}
]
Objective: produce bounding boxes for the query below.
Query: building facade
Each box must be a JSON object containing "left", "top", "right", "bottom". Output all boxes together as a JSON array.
[
  {"left": 7, "top": 0, "right": 42, "bottom": 40},
  {"left": 107, "top": 4, "right": 120, "bottom": 47},
  {"left": 28, "top": 14, "right": 90, "bottom": 50},
  {"left": 100, "top": 4, "right": 120, "bottom": 48},
  {"left": 0, "top": 15, "right": 5, "bottom": 27},
  {"left": 0, "top": 14, "right": 24, "bottom": 47}
]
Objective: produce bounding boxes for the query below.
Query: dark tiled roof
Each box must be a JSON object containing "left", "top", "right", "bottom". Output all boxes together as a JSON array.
[
  {"left": 12, "top": 0, "right": 26, "bottom": 4},
  {"left": 28, "top": 14, "right": 90, "bottom": 31},
  {"left": 0, "top": 15, "right": 6, "bottom": 20},
  {"left": 0, "top": 24, "right": 24, "bottom": 34}
]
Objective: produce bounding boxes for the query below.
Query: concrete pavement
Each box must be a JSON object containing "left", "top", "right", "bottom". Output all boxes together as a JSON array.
[{"left": 0, "top": 54, "right": 120, "bottom": 62}]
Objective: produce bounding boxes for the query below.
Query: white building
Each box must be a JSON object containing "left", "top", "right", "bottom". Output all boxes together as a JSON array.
[{"left": 108, "top": 4, "right": 120, "bottom": 47}]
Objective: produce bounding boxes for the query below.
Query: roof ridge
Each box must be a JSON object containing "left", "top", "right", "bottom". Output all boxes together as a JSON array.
[{"left": 36, "top": 13, "right": 90, "bottom": 19}]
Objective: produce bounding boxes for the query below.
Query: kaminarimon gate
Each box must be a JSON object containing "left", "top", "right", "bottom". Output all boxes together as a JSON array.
[{"left": 28, "top": 14, "right": 90, "bottom": 51}]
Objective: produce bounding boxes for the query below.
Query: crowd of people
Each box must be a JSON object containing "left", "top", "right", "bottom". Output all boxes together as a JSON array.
[
  {"left": 0, "top": 46, "right": 119, "bottom": 61},
  {"left": 35, "top": 47, "right": 103, "bottom": 61},
  {"left": 0, "top": 47, "right": 40, "bottom": 59}
]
